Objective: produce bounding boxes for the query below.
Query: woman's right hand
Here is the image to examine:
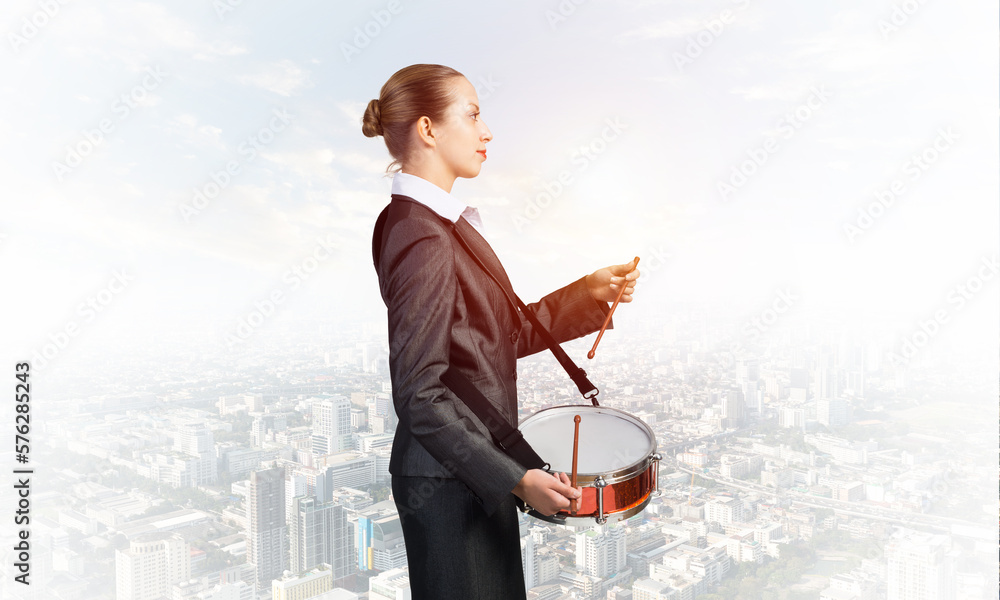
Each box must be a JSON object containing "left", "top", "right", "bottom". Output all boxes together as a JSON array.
[{"left": 512, "top": 469, "right": 582, "bottom": 515}]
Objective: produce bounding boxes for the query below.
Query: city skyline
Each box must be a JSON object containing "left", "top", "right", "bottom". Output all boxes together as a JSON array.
[{"left": 0, "top": 1, "right": 996, "bottom": 599}]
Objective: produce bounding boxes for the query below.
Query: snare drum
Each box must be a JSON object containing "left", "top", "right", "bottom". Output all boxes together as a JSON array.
[{"left": 518, "top": 405, "right": 661, "bottom": 525}]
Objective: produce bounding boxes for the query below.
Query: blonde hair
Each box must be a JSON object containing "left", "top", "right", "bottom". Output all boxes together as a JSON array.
[{"left": 362, "top": 64, "right": 465, "bottom": 173}]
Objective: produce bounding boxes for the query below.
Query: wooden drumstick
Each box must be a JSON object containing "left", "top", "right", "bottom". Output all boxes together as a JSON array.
[
  {"left": 588, "top": 257, "right": 639, "bottom": 359},
  {"left": 570, "top": 415, "right": 581, "bottom": 514}
]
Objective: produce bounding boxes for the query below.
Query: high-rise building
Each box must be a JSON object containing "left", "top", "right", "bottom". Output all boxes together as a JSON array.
[
  {"left": 736, "top": 358, "right": 759, "bottom": 383},
  {"left": 885, "top": 532, "right": 953, "bottom": 600},
  {"left": 520, "top": 533, "right": 536, "bottom": 590},
  {"left": 575, "top": 526, "right": 627, "bottom": 579},
  {"left": 286, "top": 472, "right": 309, "bottom": 518},
  {"left": 317, "top": 452, "right": 377, "bottom": 489},
  {"left": 313, "top": 396, "right": 354, "bottom": 456},
  {"left": 368, "top": 393, "right": 397, "bottom": 434},
  {"left": 778, "top": 407, "right": 805, "bottom": 429},
  {"left": 356, "top": 503, "right": 407, "bottom": 572},
  {"left": 174, "top": 424, "right": 217, "bottom": 485},
  {"left": 115, "top": 532, "right": 190, "bottom": 600},
  {"left": 817, "top": 398, "right": 851, "bottom": 428},
  {"left": 272, "top": 564, "right": 333, "bottom": 600},
  {"left": 705, "top": 496, "right": 746, "bottom": 526},
  {"left": 252, "top": 413, "right": 287, "bottom": 447},
  {"left": 290, "top": 495, "right": 353, "bottom": 584},
  {"left": 789, "top": 368, "right": 809, "bottom": 402},
  {"left": 247, "top": 467, "right": 288, "bottom": 589},
  {"left": 817, "top": 367, "right": 840, "bottom": 400},
  {"left": 720, "top": 387, "right": 745, "bottom": 429}
]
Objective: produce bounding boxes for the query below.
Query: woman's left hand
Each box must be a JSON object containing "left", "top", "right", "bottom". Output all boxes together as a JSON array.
[{"left": 586, "top": 257, "right": 640, "bottom": 303}]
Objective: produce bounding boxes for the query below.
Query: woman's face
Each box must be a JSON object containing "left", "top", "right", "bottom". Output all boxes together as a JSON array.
[{"left": 433, "top": 76, "right": 493, "bottom": 181}]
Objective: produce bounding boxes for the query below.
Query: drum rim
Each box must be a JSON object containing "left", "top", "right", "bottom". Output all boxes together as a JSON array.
[
  {"left": 529, "top": 495, "right": 652, "bottom": 525},
  {"left": 519, "top": 404, "right": 657, "bottom": 480}
]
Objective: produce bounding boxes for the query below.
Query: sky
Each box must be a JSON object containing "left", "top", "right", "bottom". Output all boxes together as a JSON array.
[{"left": 0, "top": 0, "right": 997, "bottom": 372}]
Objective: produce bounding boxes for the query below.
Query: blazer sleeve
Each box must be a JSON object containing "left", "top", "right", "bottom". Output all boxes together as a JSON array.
[
  {"left": 516, "top": 276, "right": 612, "bottom": 359},
  {"left": 379, "top": 217, "right": 526, "bottom": 516}
]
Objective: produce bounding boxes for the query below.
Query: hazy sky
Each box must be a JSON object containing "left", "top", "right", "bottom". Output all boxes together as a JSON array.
[{"left": 1, "top": 0, "right": 996, "bottom": 368}]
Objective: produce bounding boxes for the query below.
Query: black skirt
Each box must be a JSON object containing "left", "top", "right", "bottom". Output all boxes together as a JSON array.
[{"left": 392, "top": 475, "right": 528, "bottom": 600}]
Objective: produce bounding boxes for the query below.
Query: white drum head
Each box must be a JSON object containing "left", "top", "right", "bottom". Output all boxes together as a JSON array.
[{"left": 519, "top": 406, "right": 654, "bottom": 474}]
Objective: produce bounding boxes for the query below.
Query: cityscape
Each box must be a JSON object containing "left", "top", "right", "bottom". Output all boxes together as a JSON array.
[
  {"left": 4, "top": 305, "right": 995, "bottom": 600},
  {"left": 2, "top": 1, "right": 995, "bottom": 600}
]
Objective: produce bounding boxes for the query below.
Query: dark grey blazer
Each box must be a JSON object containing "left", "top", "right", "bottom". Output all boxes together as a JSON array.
[{"left": 372, "top": 195, "right": 611, "bottom": 516}]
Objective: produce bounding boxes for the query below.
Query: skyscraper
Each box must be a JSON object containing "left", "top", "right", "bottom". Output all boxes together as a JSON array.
[
  {"left": 289, "top": 495, "right": 354, "bottom": 584},
  {"left": 885, "top": 532, "right": 953, "bottom": 600},
  {"left": 312, "top": 396, "right": 353, "bottom": 456},
  {"left": 115, "top": 533, "right": 190, "bottom": 600},
  {"left": 247, "top": 467, "right": 288, "bottom": 589},
  {"left": 174, "top": 424, "right": 217, "bottom": 485},
  {"left": 575, "top": 526, "right": 627, "bottom": 579}
]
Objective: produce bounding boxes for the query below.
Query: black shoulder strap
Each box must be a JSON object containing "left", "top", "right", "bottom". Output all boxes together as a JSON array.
[
  {"left": 512, "top": 294, "right": 600, "bottom": 405},
  {"left": 440, "top": 368, "right": 548, "bottom": 471},
  {"left": 447, "top": 221, "right": 601, "bottom": 405}
]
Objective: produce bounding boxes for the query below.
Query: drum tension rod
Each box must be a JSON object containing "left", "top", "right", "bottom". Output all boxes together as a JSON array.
[
  {"left": 594, "top": 476, "right": 607, "bottom": 525},
  {"left": 652, "top": 453, "right": 663, "bottom": 497}
]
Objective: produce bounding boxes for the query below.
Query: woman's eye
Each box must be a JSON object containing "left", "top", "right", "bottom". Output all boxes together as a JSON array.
[{"left": 471, "top": 113, "right": 479, "bottom": 121}]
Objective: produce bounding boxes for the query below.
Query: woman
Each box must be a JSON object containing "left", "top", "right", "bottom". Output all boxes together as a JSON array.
[{"left": 365, "top": 64, "right": 639, "bottom": 598}]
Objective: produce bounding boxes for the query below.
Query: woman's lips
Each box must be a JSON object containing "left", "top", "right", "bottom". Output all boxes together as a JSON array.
[{"left": 477, "top": 150, "right": 487, "bottom": 160}]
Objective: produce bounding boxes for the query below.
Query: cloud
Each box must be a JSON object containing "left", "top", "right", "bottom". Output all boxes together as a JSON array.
[{"left": 235, "top": 59, "right": 314, "bottom": 97}]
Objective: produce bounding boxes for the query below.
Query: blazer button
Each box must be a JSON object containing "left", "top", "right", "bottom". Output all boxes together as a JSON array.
[{"left": 510, "top": 330, "right": 519, "bottom": 344}]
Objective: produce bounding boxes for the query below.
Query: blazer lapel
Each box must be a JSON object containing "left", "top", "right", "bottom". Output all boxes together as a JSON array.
[
  {"left": 387, "top": 194, "right": 522, "bottom": 325},
  {"left": 452, "top": 217, "right": 522, "bottom": 324}
]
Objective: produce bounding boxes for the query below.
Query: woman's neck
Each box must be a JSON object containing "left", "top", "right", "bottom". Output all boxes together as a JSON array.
[{"left": 401, "top": 161, "right": 456, "bottom": 194}]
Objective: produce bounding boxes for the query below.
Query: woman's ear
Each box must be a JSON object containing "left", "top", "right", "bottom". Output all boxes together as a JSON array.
[{"left": 414, "top": 116, "right": 436, "bottom": 148}]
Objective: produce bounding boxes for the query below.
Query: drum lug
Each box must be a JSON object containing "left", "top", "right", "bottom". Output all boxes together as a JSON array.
[
  {"left": 651, "top": 453, "right": 663, "bottom": 497},
  {"left": 594, "top": 476, "right": 607, "bottom": 524}
]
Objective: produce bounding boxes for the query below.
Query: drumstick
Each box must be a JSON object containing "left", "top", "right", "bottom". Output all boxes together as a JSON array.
[
  {"left": 587, "top": 257, "right": 639, "bottom": 359},
  {"left": 570, "top": 415, "right": 581, "bottom": 514}
]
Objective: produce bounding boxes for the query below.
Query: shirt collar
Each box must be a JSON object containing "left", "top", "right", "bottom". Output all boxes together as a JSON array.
[{"left": 391, "top": 172, "right": 483, "bottom": 233}]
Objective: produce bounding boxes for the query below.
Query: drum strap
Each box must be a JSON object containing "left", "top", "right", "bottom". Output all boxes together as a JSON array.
[
  {"left": 440, "top": 368, "right": 548, "bottom": 471},
  {"left": 444, "top": 219, "right": 602, "bottom": 406},
  {"left": 512, "top": 294, "right": 600, "bottom": 406}
]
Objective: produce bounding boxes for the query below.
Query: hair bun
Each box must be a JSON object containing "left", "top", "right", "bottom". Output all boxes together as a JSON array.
[{"left": 362, "top": 99, "right": 383, "bottom": 137}]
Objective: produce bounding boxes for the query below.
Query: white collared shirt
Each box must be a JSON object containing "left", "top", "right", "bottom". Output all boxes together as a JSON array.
[{"left": 391, "top": 172, "right": 484, "bottom": 235}]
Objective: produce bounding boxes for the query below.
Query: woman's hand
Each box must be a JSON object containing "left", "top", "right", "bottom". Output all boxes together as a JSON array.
[
  {"left": 586, "top": 257, "right": 640, "bottom": 303},
  {"left": 513, "top": 469, "right": 582, "bottom": 516}
]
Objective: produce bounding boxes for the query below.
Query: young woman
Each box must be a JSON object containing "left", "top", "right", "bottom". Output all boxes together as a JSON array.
[{"left": 365, "top": 64, "right": 639, "bottom": 599}]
